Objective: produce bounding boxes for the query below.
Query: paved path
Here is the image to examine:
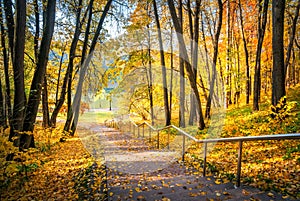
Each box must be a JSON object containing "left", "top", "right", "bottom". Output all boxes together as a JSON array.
[{"left": 77, "top": 123, "right": 295, "bottom": 201}]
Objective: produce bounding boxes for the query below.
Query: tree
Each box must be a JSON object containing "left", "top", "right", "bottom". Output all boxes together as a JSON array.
[
  {"left": 0, "top": 77, "right": 5, "bottom": 127},
  {"left": 226, "top": 0, "right": 232, "bottom": 106},
  {"left": 272, "top": 0, "right": 286, "bottom": 106},
  {"left": 167, "top": 0, "right": 205, "bottom": 129},
  {"left": 178, "top": 0, "right": 186, "bottom": 128},
  {"left": 188, "top": 0, "right": 201, "bottom": 125},
  {"left": 0, "top": 0, "right": 11, "bottom": 128},
  {"left": 238, "top": 0, "right": 251, "bottom": 104},
  {"left": 253, "top": 0, "right": 269, "bottom": 111},
  {"left": 51, "top": 0, "right": 85, "bottom": 127},
  {"left": 65, "top": 0, "right": 113, "bottom": 135},
  {"left": 146, "top": 4, "right": 155, "bottom": 126},
  {"left": 9, "top": 0, "right": 27, "bottom": 143},
  {"left": 284, "top": 0, "right": 300, "bottom": 80},
  {"left": 205, "top": 0, "right": 223, "bottom": 119},
  {"left": 153, "top": 0, "right": 171, "bottom": 126},
  {"left": 21, "top": 0, "right": 56, "bottom": 149}
]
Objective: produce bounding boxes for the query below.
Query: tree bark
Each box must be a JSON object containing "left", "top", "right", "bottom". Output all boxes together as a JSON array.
[
  {"left": 9, "top": 0, "right": 27, "bottom": 143},
  {"left": 178, "top": 0, "right": 186, "bottom": 128},
  {"left": 67, "top": 0, "right": 113, "bottom": 135},
  {"left": 253, "top": 0, "right": 269, "bottom": 111},
  {"left": 226, "top": 0, "right": 232, "bottom": 106},
  {"left": 153, "top": 0, "right": 171, "bottom": 126},
  {"left": 272, "top": 0, "right": 286, "bottom": 106},
  {"left": 238, "top": 0, "right": 251, "bottom": 105},
  {"left": 284, "top": 0, "right": 300, "bottom": 79},
  {"left": 169, "top": 27, "right": 174, "bottom": 121},
  {"left": 0, "top": 77, "right": 5, "bottom": 127},
  {"left": 3, "top": 0, "right": 14, "bottom": 62},
  {"left": 188, "top": 0, "right": 201, "bottom": 126},
  {"left": 167, "top": 0, "right": 205, "bottom": 129},
  {"left": 51, "top": 0, "right": 84, "bottom": 127},
  {"left": 21, "top": 0, "right": 56, "bottom": 149},
  {"left": 64, "top": 0, "right": 84, "bottom": 131},
  {"left": 42, "top": 76, "right": 50, "bottom": 128},
  {"left": 68, "top": 0, "right": 94, "bottom": 134},
  {"left": 0, "top": 0, "right": 11, "bottom": 128},
  {"left": 205, "top": 0, "right": 223, "bottom": 119},
  {"left": 146, "top": 7, "right": 155, "bottom": 126}
]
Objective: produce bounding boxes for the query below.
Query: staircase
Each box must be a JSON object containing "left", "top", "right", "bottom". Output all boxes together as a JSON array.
[{"left": 81, "top": 123, "right": 295, "bottom": 201}]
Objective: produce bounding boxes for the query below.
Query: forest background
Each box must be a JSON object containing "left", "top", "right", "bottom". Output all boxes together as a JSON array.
[{"left": 0, "top": 0, "right": 299, "bottom": 200}]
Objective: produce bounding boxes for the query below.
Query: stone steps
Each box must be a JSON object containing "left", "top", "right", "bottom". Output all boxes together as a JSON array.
[{"left": 97, "top": 126, "right": 294, "bottom": 201}]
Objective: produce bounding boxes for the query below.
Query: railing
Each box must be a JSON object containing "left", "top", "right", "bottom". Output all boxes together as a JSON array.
[{"left": 104, "top": 119, "right": 300, "bottom": 187}]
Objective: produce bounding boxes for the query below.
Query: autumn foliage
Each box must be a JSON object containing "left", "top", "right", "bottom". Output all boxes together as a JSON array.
[{"left": 0, "top": 125, "right": 106, "bottom": 200}]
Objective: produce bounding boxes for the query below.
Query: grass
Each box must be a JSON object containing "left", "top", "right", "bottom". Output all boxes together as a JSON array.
[
  {"left": 181, "top": 85, "right": 300, "bottom": 199},
  {"left": 79, "top": 109, "right": 115, "bottom": 124}
]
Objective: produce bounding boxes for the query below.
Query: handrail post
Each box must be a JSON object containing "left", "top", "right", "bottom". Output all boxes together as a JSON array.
[
  {"left": 157, "top": 130, "right": 160, "bottom": 149},
  {"left": 237, "top": 140, "right": 243, "bottom": 187},
  {"left": 138, "top": 126, "right": 140, "bottom": 138},
  {"left": 182, "top": 134, "right": 185, "bottom": 161},
  {"left": 203, "top": 142, "right": 208, "bottom": 177}
]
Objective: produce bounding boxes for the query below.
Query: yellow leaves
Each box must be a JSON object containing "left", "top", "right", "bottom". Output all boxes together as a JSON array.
[
  {"left": 135, "top": 187, "right": 142, "bottom": 192},
  {"left": 189, "top": 192, "right": 198, "bottom": 197},
  {"left": 200, "top": 191, "right": 207, "bottom": 196},
  {"left": 223, "top": 191, "right": 230, "bottom": 195},
  {"left": 282, "top": 195, "right": 290, "bottom": 199},
  {"left": 0, "top": 125, "right": 107, "bottom": 200},
  {"left": 214, "top": 179, "right": 222, "bottom": 185},
  {"left": 242, "top": 189, "right": 250, "bottom": 196}
]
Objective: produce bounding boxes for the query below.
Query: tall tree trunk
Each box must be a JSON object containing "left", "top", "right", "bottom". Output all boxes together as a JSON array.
[
  {"left": 3, "top": 0, "right": 14, "bottom": 62},
  {"left": 189, "top": 0, "right": 201, "bottom": 125},
  {"left": 51, "top": 0, "right": 84, "bottom": 127},
  {"left": 272, "top": 0, "right": 286, "bottom": 106},
  {"left": 226, "top": 0, "right": 232, "bottom": 107},
  {"left": 253, "top": 0, "right": 269, "bottom": 111},
  {"left": 200, "top": 10, "right": 209, "bottom": 101},
  {"left": 21, "top": 0, "right": 56, "bottom": 149},
  {"left": 64, "top": 0, "right": 91, "bottom": 132},
  {"left": 178, "top": 0, "right": 185, "bottom": 127},
  {"left": 33, "top": 0, "right": 39, "bottom": 61},
  {"left": 146, "top": 7, "right": 155, "bottom": 126},
  {"left": 169, "top": 27, "right": 174, "bottom": 122},
  {"left": 68, "top": 0, "right": 94, "bottom": 134},
  {"left": 153, "top": 0, "right": 170, "bottom": 126},
  {"left": 67, "top": 0, "right": 113, "bottom": 135},
  {"left": 80, "top": 0, "right": 93, "bottom": 67},
  {"left": 64, "top": 0, "right": 84, "bottom": 131},
  {"left": 42, "top": 77, "right": 50, "bottom": 128},
  {"left": 284, "top": 0, "right": 300, "bottom": 79},
  {"left": 238, "top": 0, "right": 251, "bottom": 105},
  {"left": 147, "top": 30, "right": 154, "bottom": 126},
  {"left": 167, "top": 0, "right": 205, "bottom": 129},
  {"left": 0, "top": 1, "right": 11, "bottom": 128},
  {"left": 0, "top": 77, "right": 5, "bottom": 127},
  {"left": 9, "top": 0, "right": 27, "bottom": 144},
  {"left": 33, "top": 0, "right": 50, "bottom": 128},
  {"left": 205, "top": 0, "right": 223, "bottom": 119}
]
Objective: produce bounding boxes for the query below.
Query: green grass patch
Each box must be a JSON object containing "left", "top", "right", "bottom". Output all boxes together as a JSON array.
[{"left": 79, "top": 110, "right": 115, "bottom": 124}]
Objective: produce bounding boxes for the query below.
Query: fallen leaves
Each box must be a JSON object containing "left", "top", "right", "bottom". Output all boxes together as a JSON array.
[{"left": 0, "top": 125, "right": 106, "bottom": 200}]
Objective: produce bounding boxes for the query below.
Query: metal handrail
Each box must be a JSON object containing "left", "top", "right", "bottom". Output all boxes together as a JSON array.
[{"left": 106, "top": 118, "right": 300, "bottom": 187}]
